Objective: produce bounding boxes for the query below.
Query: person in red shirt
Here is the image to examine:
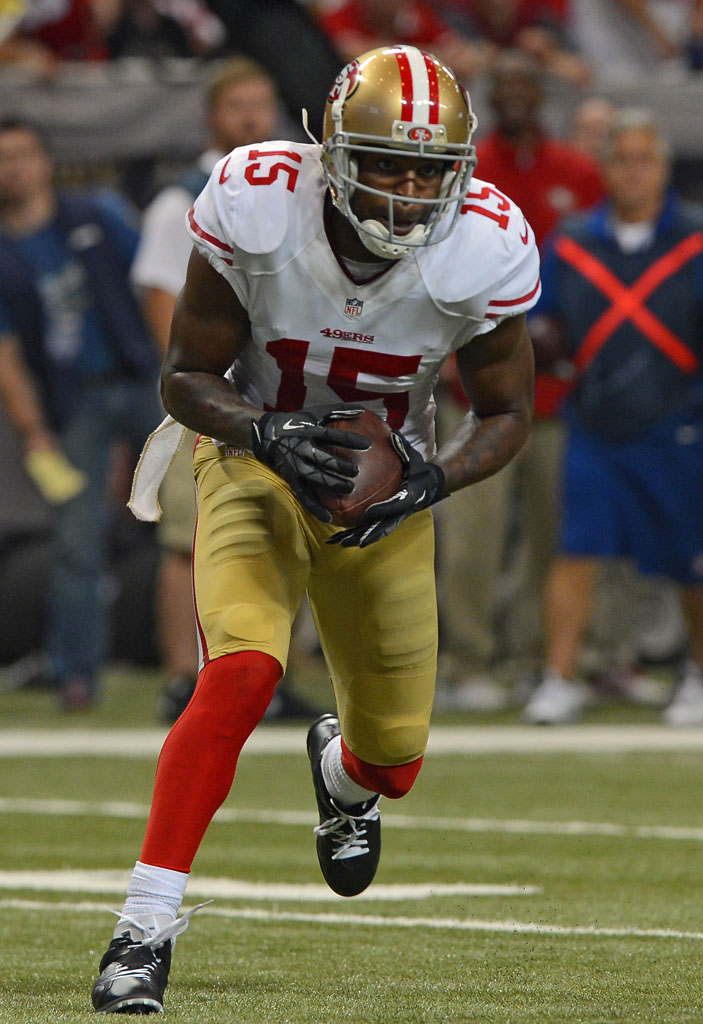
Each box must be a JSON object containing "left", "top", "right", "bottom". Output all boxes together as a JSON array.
[
  {"left": 476, "top": 54, "right": 603, "bottom": 248},
  {"left": 315, "top": 0, "right": 495, "bottom": 80},
  {"left": 435, "top": 49, "right": 604, "bottom": 711},
  {"left": 437, "top": 0, "right": 591, "bottom": 84},
  {"left": 476, "top": 48, "right": 604, "bottom": 413},
  {"left": 0, "top": 0, "right": 110, "bottom": 74}
]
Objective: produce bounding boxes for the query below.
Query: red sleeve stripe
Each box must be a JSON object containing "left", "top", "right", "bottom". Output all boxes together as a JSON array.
[
  {"left": 487, "top": 277, "right": 541, "bottom": 310},
  {"left": 188, "top": 206, "right": 233, "bottom": 255}
]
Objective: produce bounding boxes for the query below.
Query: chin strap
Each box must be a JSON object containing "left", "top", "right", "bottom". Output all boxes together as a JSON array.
[
  {"left": 358, "top": 218, "right": 425, "bottom": 260},
  {"left": 301, "top": 108, "right": 321, "bottom": 149}
]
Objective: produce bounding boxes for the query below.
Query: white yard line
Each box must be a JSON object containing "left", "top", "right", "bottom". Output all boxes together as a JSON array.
[
  {"left": 1, "top": 795, "right": 701, "bottom": 842},
  {"left": 0, "top": 871, "right": 538, "bottom": 901},
  {"left": 2, "top": 898, "right": 702, "bottom": 941},
  {"left": 3, "top": 724, "right": 703, "bottom": 757}
]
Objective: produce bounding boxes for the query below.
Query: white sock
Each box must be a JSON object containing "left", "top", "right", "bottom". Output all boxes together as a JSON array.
[
  {"left": 321, "top": 735, "right": 377, "bottom": 808},
  {"left": 115, "top": 860, "right": 189, "bottom": 939}
]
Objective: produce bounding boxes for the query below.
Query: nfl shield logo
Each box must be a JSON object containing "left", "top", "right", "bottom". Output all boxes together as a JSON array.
[{"left": 344, "top": 297, "right": 363, "bottom": 319}]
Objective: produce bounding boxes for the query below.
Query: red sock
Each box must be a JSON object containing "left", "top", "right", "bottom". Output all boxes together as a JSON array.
[
  {"left": 341, "top": 738, "right": 423, "bottom": 799},
  {"left": 141, "top": 651, "right": 281, "bottom": 871}
]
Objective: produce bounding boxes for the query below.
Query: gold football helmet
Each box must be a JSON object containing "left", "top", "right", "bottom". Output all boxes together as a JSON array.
[{"left": 320, "top": 45, "right": 478, "bottom": 259}]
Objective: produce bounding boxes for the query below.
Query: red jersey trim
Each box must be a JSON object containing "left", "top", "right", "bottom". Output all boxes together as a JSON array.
[
  {"left": 486, "top": 276, "right": 541, "bottom": 312},
  {"left": 188, "top": 206, "right": 234, "bottom": 257}
]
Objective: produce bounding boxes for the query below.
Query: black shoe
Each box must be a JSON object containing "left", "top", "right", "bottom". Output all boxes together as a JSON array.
[
  {"left": 306, "top": 713, "right": 381, "bottom": 897},
  {"left": 157, "top": 674, "right": 197, "bottom": 724},
  {"left": 92, "top": 931, "right": 171, "bottom": 1014}
]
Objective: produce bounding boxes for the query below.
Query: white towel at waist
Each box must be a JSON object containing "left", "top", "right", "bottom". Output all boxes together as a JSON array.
[{"left": 128, "top": 415, "right": 187, "bottom": 522}]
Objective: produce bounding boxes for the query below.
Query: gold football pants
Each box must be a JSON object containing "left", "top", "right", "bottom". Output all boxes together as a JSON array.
[{"left": 192, "top": 438, "right": 437, "bottom": 765}]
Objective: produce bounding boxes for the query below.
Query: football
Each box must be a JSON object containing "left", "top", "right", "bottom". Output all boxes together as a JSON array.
[{"left": 315, "top": 409, "right": 404, "bottom": 528}]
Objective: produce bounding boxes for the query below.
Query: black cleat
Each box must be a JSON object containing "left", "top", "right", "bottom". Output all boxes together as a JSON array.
[
  {"left": 306, "top": 713, "right": 381, "bottom": 897},
  {"left": 92, "top": 932, "right": 171, "bottom": 1014}
]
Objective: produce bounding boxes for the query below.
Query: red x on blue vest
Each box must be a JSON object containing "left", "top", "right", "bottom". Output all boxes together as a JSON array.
[{"left": 555, "top": 233, "right": 703, "bottom": 374}]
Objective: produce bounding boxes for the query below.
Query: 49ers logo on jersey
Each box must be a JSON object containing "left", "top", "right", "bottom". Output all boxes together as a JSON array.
[
  {"left": 320, "top": 327, "right": 375, "bottom": 345},
  {"left": 328, "top": 59, "right": 361, "bottom": 103}
]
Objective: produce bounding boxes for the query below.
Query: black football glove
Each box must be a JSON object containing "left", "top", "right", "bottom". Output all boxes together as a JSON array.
[
  {"left": 327, "top": 430, "right": 446, "bottom": 548},
  {"left": 251, "top": 405, "right": 371, "bottom": 523}
]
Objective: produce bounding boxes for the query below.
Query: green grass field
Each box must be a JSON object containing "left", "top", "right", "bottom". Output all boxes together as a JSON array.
[{"left": 1, "top": 667, "right": 702, "bottom": 1023}]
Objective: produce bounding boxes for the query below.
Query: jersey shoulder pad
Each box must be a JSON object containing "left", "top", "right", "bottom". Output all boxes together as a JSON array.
[
  {"left": 419, "top": 177, "right": 541, "bottom": 316},
  {"left": 206, "top": 141, "right": 324, "bottom": 257}
]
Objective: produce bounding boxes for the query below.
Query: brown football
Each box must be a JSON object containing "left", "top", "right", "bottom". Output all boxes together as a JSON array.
[{"left": 315, "top": 409, "right": 404, "bottom": 528}]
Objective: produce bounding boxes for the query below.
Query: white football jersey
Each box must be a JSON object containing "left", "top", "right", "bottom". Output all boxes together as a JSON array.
[{"left": 186, "top": 141, "right": 540, "bottom": 457}]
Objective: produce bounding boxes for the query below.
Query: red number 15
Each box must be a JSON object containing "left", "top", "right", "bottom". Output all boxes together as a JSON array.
[
  {"left": 244, "top": 148, "right": 302, "bottom": 193},
  {"left": 264, "top": 339, "right": 421, "bottom": 430}
]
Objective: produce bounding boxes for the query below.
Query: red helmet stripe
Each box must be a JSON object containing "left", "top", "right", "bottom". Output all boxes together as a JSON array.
[
  {"left": 422, "top": 52, "right": 440, "bottom": 124},
  {"left": 395, "top": 49, "right": 415, "bottom": 122}
]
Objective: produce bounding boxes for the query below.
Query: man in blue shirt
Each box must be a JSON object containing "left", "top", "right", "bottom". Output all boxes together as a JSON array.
[
  {"left": 0, "top": 118, "right": 161, "bottom": 709},
  {"left": 522, "top": 108, "right": 703, "bottom": 726}
]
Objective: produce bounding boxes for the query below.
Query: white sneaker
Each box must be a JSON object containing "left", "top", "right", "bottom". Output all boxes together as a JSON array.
[
  {"left": 616, "top": 669, "right": 669, "bottom": 706},
  {"left": 434, "top": 676, "right": 508, "bottom": 712},
  {"left": 522, "top": 671, "right": 589, "bottom": 725},
  {"left": 662, "top": 664, "right": 703, "bottom": 726},
  {"left": 588, "top": 666, "right": 668, "bottom": 707}
]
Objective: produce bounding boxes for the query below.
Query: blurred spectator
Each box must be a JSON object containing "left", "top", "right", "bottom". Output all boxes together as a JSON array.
[
  {"left": 0, "top": 401, "right": 52, "bottom": 679},
  {"left": 105, "top": 0, "right": 227, "bottom": 60},
  {"left": 0, "top": 0, "right": 111, "bottom": 75},
  {"left": 614, "top": 0, "right": 703, "bottom": 70},
  {"left": 201, "top": 0, "right": 343, "bottom": 138},
  {"left": 0, "top": 118, "right": 162, "bottom": 710},
  {"left": 567, "top": 93, "right": 688, "bottom": 694},
  {"left": 568, "top": 0, "right": 703, "bottom": 80},
  {"left": 522, "top": 109, "right": 703, "bottom": 725},
  {"left": 476, "top": 51, "right": 603, "bottom": 246},
  {"left": 312, "top": 0, "right": 494, "bottom": 80},
  {"left": 435, "top": 50, "right": 604, "bottom": 711},
  {"left": 568, "top": 95, "right": 617, "bottom": 161},
  {"left": 131, "top": 57, "right": 319, "bottom": 723},
  {"left": 688, "top": 0, "right": 703, "bottom": 67},
  {"left": 437, "top": 0, "right": 591, "bottom": 85},
  {"left": 0, "top": 0, "right": 229, "bottom": 70}
]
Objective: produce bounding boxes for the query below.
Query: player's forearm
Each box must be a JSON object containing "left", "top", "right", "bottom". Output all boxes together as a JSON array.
[
  {"left": 161, "top": 368, "right": 262, "bottom": 449},
  {"left": 162, "top": 258, "right": 260, "bottom": 446},
  {"left": 434, "top": 407, "right": 530, "bottom": 493},
  {"left": 439, "top": 313, "right": 534, "bottom": 491}
]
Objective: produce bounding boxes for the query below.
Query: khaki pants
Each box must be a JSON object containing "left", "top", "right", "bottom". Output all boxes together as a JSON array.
[{"left": 435, "top": 395, "right": 564, "bottom": 679}]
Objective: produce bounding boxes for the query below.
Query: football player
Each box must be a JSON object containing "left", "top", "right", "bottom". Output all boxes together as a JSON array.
[{"left": 92, "top": 45, "right": 539, "bottom": 1014}]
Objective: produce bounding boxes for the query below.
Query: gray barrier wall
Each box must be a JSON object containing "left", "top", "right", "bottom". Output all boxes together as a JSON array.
[{"left": 1, "top": 60, "right": 702, "bottom": 163}]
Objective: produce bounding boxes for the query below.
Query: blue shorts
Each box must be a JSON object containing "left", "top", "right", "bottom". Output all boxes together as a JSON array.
[{"left": 560, "top": 402, "right": 703, "bottom": 584}]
